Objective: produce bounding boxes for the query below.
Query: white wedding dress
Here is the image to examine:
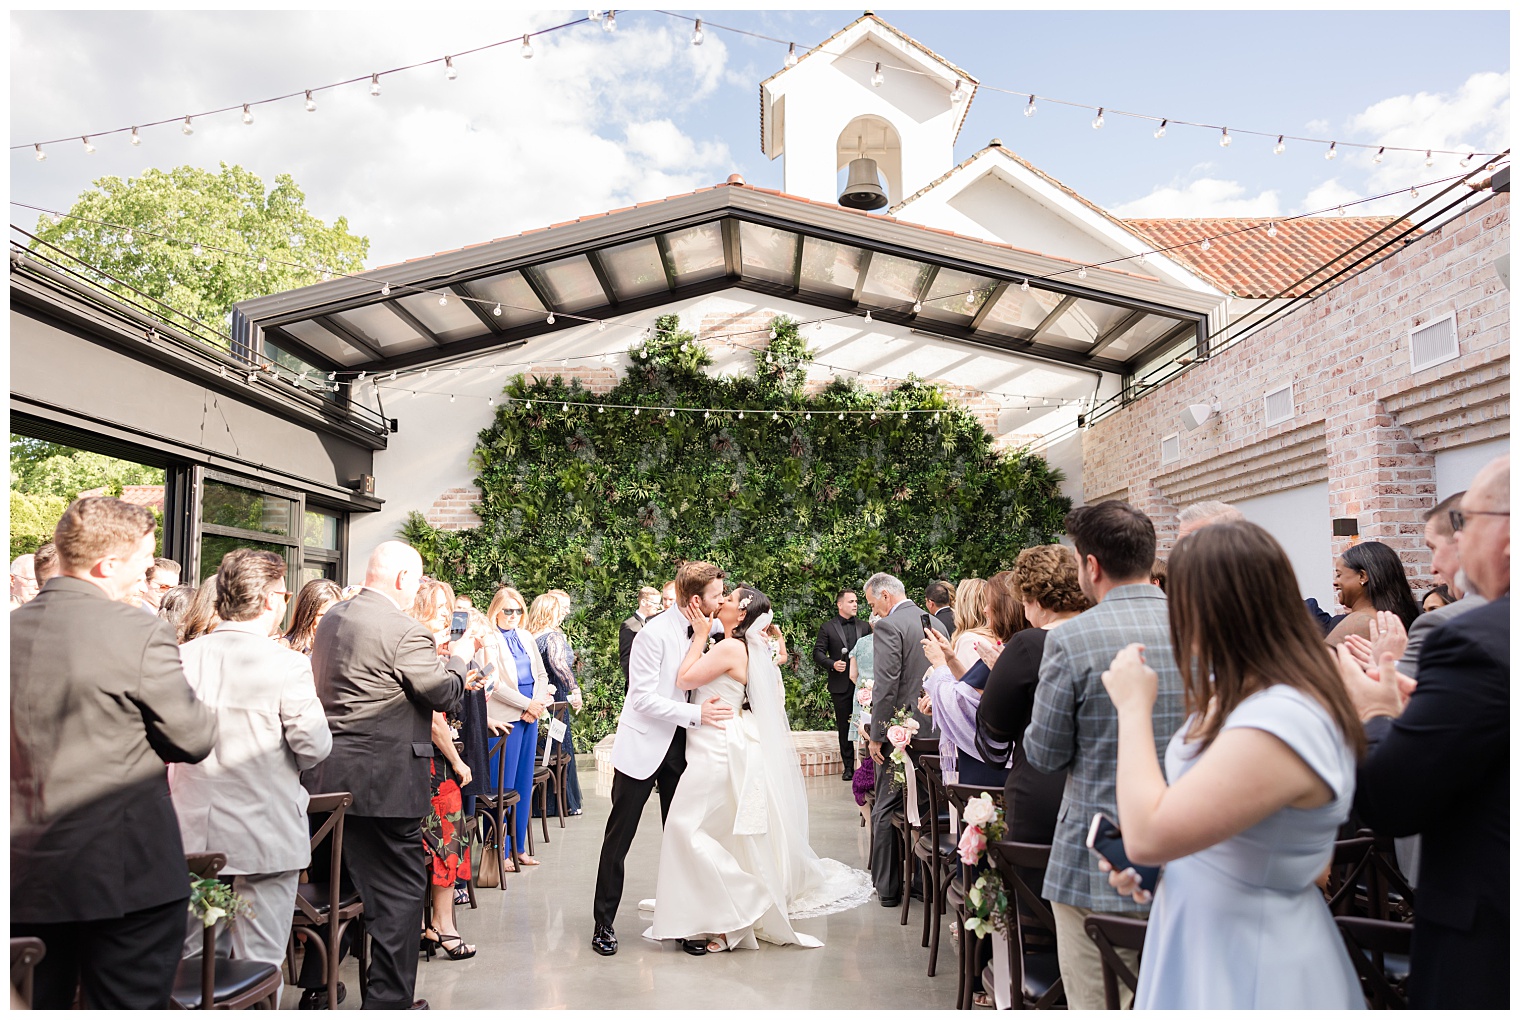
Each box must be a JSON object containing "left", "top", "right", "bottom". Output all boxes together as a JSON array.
[{"left": 643, "top": 612, "right": 874, "bottom": 949}]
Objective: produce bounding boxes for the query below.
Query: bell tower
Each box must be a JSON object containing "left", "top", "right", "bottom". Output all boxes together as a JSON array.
[{"left": 759, "top": 13, "right": 977, "bottom": 210}]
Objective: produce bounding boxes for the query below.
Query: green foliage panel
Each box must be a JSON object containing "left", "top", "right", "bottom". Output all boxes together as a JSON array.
[{"left": 400, "top": 316, "right": 1070, "bottom": 749}]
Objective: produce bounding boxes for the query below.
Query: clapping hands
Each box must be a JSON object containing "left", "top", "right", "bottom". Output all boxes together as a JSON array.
[{"left": 1335, "top": 643, "right": 1414, "bottom": 721}]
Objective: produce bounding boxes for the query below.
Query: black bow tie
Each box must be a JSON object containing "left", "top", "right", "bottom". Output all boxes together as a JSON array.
[{"left": 686, "top": 625, "right": 695, "bottom": 639}]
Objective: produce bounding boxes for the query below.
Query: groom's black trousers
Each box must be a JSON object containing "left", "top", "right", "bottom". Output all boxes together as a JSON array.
[{"left": 592, "top": 728, "right": 687, "bottom": 929}]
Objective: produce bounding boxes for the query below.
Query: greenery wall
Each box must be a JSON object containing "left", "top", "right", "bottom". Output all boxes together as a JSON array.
[{"left": 401, "top": 315, "right": 1071, "bottom": 748}]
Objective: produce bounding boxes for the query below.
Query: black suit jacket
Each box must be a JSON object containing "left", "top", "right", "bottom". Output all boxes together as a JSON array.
[
  {"left": 303, "top": 588, "right": 466, "bottom": 818},
  {"left": 813, "top": 614, "right": 867, "bottom": 694},
  {"left": 11, "top": 576, "right": 218, "bottom": 923},
  {"left": 618, "top": 613, "right": 648, "bottom": 682},
  {"left": 1354, "top": 594, "right": 1509, "bottom": 1009},
  {"left": 935, "top": 606, "right": 956, "bottom": 642}
]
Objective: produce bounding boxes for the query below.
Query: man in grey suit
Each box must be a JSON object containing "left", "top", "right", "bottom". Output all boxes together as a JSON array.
[
  {"left": 864, "top": 572, "right": 948, "bottom": 905},
  {"left": 171, "top": 548, "right": 332, "bottom": 973},
  {"left": 302, "top": 541, "right": 473, "bottom": 1010},
  {"left": 12, "top": 497, "right": 217, "bottom": 1009},
  {"left": 1023, "top": 501, "right": 1184, "bottom": 1010}
]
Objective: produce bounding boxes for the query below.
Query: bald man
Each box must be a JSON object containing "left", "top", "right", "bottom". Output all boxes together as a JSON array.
[
  {"left": 301, "top": 542, "right": 474, "bottom": 1010},
  {"left": 1343, "top": 455, "right": 1509, "bottom": 1008},
  {"left": 10, "top": 553, "right": 37, "bottom": 608}
]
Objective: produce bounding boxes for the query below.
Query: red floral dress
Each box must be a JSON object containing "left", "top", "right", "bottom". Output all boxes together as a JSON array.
[{"left": 423, "top": 751, "right": 471, "bottom": 887}]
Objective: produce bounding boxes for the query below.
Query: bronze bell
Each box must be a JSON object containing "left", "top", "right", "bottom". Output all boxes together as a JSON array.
[{"left": 839, "top": 157, "right": 888, "bottom": 210}]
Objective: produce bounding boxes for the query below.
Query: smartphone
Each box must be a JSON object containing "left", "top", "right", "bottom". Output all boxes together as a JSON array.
[
  {"left": 1086, "top": 813, "right": 1161, "bottom": 894},
  {"left": 920, "top": 613, "right": 934, "bottom": 634},
  {"left": 450, "top": 610, "right": 470, "bottom": 642}
]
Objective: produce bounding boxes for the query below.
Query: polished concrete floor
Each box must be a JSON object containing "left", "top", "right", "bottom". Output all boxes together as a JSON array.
[{"left": 283, "top": 761, "right": 958, "bottom": 1009}]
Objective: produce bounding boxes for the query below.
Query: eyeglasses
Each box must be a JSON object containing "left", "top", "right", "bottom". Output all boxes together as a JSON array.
[
  {"left": 1449, "top": 509, "right": 1509, "bottom": 532},
  {"left": 499, "top": 608, "right": 523, "bottom": 617},
  {"left": 270, "top": 589, "right": 293, "bottom": 604}
]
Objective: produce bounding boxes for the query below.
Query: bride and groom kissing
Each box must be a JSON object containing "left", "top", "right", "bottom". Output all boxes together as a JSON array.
[{"left": 591, "top": 561, "right": 871, "bottom": 957}]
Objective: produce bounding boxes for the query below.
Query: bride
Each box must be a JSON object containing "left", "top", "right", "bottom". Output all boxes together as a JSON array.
[{"left": 644, "top": 585, "right": 873, "bottom": 952}]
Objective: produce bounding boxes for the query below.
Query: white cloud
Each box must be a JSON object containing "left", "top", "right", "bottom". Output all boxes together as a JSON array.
[
  {"left": 10, "top": 12, "right": 738, "bottom": 266},
  {"left": 1111, "top": 177, "right": 1281, "bottom": 218}
]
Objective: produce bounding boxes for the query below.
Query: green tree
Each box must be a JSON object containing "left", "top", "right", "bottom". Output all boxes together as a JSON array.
[
  {"left": 10, "top": 492, "right": 70, "bottom": 562},
  {"left": 29, "top": 164, "right": 368, "bottom": 336},
  {"left": 10, "top": 435, "right": 166, "bottom": 559},
  {"left": 401, "top": 314, "right": 1071, "bottom": 748}
]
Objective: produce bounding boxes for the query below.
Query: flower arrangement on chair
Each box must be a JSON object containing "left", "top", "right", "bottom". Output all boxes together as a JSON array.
[
  {"left": 958, "top": 793, "right": 1013, "bottom": 938},
  {"left": 884, "top": 706, "right": 921, "bottom": 785}
]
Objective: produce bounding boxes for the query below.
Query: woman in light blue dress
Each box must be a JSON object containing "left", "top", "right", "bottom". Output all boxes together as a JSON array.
[{"left": 1099, "top": 521, "right": 1366, "bottom": 1010}]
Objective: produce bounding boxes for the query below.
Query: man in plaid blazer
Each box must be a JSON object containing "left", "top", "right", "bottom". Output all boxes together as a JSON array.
[{"left": 1024, "top": 501, "right": 1184, "bottom": 1010}]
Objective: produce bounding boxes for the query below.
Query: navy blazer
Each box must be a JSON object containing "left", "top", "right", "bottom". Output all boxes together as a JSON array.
[{"left": 1355, "top": 594, "right": 1509, "bottom": 1009}]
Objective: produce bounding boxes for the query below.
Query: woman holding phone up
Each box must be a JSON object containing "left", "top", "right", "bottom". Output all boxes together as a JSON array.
[{"left": 1098, "top": 521, "right": 1364, "bottom": 1009}]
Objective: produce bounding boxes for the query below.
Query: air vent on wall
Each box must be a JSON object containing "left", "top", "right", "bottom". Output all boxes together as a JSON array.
[
  {"left": 1263, "top": 382, "right": 1294, "bottom": 427},
  {"left": 1409, "top": 314, "right": 1459, "bottom": 373},
  {"left": 1160, "top": 433, "right": 1181, "bottom": 464}
]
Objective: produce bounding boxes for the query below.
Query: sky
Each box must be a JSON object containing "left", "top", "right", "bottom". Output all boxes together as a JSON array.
[{"left": 9, "top": 9, "right": 1511, "bottom": 269}]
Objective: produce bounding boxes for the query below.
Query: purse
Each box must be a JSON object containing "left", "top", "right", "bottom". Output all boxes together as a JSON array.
[{"left": 474, "top": 815, "right": 502, "bottom": 889}]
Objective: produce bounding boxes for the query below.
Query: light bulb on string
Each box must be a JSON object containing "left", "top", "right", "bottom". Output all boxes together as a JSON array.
[
  {"left": 305, "top": 91, "right": 316, "bottom": 112},
  {"left": 603, "top": 10, "right": 616, "bottom": 32},
  {"left": 388, "top": 371, "right": 398, "bottom": 381},
  {"left": 123, "top": 228, "right": 134, "bottom": 245},
  {"left": 247, "top": 372, "right": 257, "bottom": 385},
  {"left": 257, "top": 255, "right": 268, "bottom": 271},
  {"left": 370, "top": 75, "right": 382, "bottom": 97},
  {"left": 1324, "top": 141, "right": 1337, "bottom": 160},
  {"left": 772, "top": 412, "right": 779, "bottom": 420},
  {"left": 692, "top": 18, "right": 704, "bottom": 45},
  {"left": 838, "top": 413, "right": 845, "bottom": 421},
  {"left": 950, "top": 80, "right": 965, "bottom": 104},
  {"left": 320, "top": 267, "right": 331, "bottom": 281},
  {"left": 521, "top": 35, "right": 534, "bottom": 58},
  {"left": 82, "top": 136, "right": 95, "bottom": 154},
  {"left": 1267, "top": 222, "right": 1279, "bottom": 238},
  {"left": 380, "top": 283, "right": 391, "bottom": 296},
  {"left": 1374, "top": 146, "right": 1385, "bottom": 164},
  {"left": 769, "top": 327, "right": 777, "bottom": 339},
  {"left": 912, "top": 300, "right": 923, "bottom": 314},
  {"left": 1023, "top": 95, "right": 1036, "bottom": 117},
  {"left": 1219, "top": 127, "right": 1231, "bottom": 148},
  {"left": 1273, "top": 135, "right": 1285, "bottom": 155},
  {"left": 181, "top": 115, "right": 194, "bottom": 135},
  {"left": 242, "top": 105, "right": 254, "bottom": 125},
  {"left": 599, "top": 405, "right": 605, "bottom": 414},
  {"left": 785, "top": 43, "right": 798, "bottom": 68},
  {"left": 1020, "top": 279, "right": 1030, "bottom": 292},
  {"left": 668, "top": 409, "right": 676, "bottom": 418},
  {"left": 737, "top": 411, "right": 744, "bottom": 420},
  {"left": 589, "top": 9, "right": 603, "bottom": 20},
  {"left": 1077, "top": 266, "right": 1088, "bottom": 279},
  {"left": 191, "top": 242, "right": 204, "bottom": 257},
  {"left": 1337, "top": 205, "right": 1345, "bottom": 217},
  {"left": 1091, "top": 107, "right": 1104, "bottom": 129},
  {"left": 1424, "top": 150, "right": 1433, "bottom": 167},
  {"left": 871, "top": 63, "right": 883, "bottom": 88},
  {"left": 546, "top": 312, "right": 556, "bottom": 324},
  {"left": 327, "top": 372, "right": 337, "bottom": 380},
  {"left": 863, "top": 309, "right": 872, "bottom": 322},
  {"left": 438, "top": 294, "right": 448, "bottom": 306},
  {"left": 805, "top": 412, "right": 812, "bottom": 420},
  {"left": 1460, "top": 151, "right": 1475, "bottom": 168},
  {"left": 562, "top": 403, "right": 569, "bottom": 412},
  {"left": 1200, "top": 237, "right": 1211, "bottom": 252},
  {"left": 450, "top": 394, "right": 456, "bottom": 403},
  {"left": 130, "top": 126, "right": 142, "bottom": 146},
  {"left": 597, "top": 320, "right": 606, "bottom": 331},
  {"left": 445, "top": 56, "right": 458, "bottom": 79},
  {"left": 1409, "top": 185, "right": 1419, "bottom": 199},
  {"left": 487, "top": 397, "right": 494, "bottom": 406},
  {"left": 1154, "top": 119, "right": 1167, "bottom": 139},
  {"left": 493, "top": 303, "right": 502, "bottom": 316}
]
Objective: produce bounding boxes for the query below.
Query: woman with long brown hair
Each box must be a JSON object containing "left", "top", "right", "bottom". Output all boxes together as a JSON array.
[
  {"left": 1099, "top": 520, "right": 1363, "bottom": 1009},
  {"left": 280, "top": 578, "right": 343, "bottom": 655}
]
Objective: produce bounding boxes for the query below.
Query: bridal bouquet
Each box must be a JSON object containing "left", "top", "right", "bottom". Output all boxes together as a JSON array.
[
  {"left": 960, "top": 794, "right": 1013, "bottom": 938},
  {"left": 884, "top": 707, "right": 920, "bottom": 786}
]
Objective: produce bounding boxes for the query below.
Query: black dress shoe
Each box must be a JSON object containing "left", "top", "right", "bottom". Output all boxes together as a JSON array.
[
  {"left": 592, "top": 924, "right": 618, "bottom": 956},
  {"left": 298, "top": 982, "right": 346, "bottom": 1009},
  {"left": 680, "top": 938, "right": 710, "bottom": 957},
  {"left": 841, "top": 769, "right": 854, "bottom": 781},
  {"left": 408, "top": 1000, "right": 430, "bottom": 1010},
  {"left": 879, "top": 897, "right": 901, "bottom": 908}
]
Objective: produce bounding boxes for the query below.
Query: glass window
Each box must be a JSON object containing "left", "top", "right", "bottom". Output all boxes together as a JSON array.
[
  {"left": 662, "top": 223, "right": 726, "bottom": 283},
  {"left": 299, "top": 563, "right": 338, "bottom": 588},
  {"left": 917, "top": 268, "right": 1000, "bottom": 327},
  {"left": 304, "top": 510, "right": 338, "bottom": 550},
  {"left": 330, "top": 304, "right": 427, "bottom": 351},
  {"left": 1104, "top": 313, "right": 1186, "bottom": 358},
  {"left": 198, "top": 533, "right": 293, "bottom": 583},
  {"left": 738, "top": 222, "right": 798, "bottom": 285},
  {"left": 280, "top": 320, "right": 370, "bottom": 366},
  {"left": 858, "top": 253, "right": 932, "bottom": 310},
  {"left": 528, "top": 255, "right": 607, "bottom": 312},
  {"left": 201, "top": 479, "right": 293, "bottom": 536},
  {"left": 599, "top": 238, "right": 669, "bottom": 301},
  {"left": 395, "top": 291, "right": 488, "bottom": 342},
  {"left": 976, "top": 285, "right": 1066, "bottom": 340},
  {"left": 1041, "top": 299, "right": 1137, "bottom": 348},
  {"left": 467, "top": 271, "right": 547, "bottom": 328},
  {"left": 798, "top": 237, "right": 866, "bottom": 299}
]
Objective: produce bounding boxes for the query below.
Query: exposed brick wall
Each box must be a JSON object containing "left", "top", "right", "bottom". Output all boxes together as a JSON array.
[
  {"left": 425, "top": 486, "right": 483, "bottom": 532},
  {"left": 520, "top": 364, "right": 619, "bottom": 393},
  {"left": 1082, "top": 194, "right": 1509, "bottom": 586}
]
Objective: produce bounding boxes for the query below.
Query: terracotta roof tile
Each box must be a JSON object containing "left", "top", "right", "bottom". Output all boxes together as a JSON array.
[{"left": 1122, "top": 217, "right": 1417, "bottom": 298}]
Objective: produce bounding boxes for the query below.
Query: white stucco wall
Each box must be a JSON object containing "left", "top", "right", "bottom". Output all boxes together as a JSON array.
[
  {"left": 1233, "top": 482, "right": 1336, "bottom": 610},
  {"left": 1433, "top": 437, "right": 1509, "bottom": 500}
]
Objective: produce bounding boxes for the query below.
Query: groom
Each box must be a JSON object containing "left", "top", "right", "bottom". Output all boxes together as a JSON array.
[{"left": 591, "top": 561, "right": 732, "bottom": 956}]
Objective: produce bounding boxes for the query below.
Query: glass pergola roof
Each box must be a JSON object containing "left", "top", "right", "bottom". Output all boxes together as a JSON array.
[{"left": 234, "top": 188, "right": 1205, "bottom": 382}]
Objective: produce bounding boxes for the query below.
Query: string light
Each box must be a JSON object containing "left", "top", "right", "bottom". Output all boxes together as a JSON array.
[
  {"left": 191, "top": 242, "right": 204, "bottom": 257},
  {"left": 1200, "top": 237, "right": 1211, "bottom": 252},
  {"left": 546, "top": 312, "right": 556, "bottom": 325},
  {"left": 871, "top": 62, "right": 884, "bottom": 88},
  {"left": 691, "top": 18, "right": 704, "bottom": 45},
  {"left": 493, "top": 303, "right": 502, "bottom": 316},
  {"left": 369, "top": 74, "right": 382, "bottom": 97},
  {"left": 1020, "top": 279, "right": 1030, "bottom": 292},
  {"left": 1091, "top": 107, "right": 1104, "bottom": 129},
  {"left": 521, "top": 35, "right": 534, "bottom": 58},
  {"left": 33, "top": 144, "right": 45, "bottom": 161},
  {"left": 380, "top": 283, "right": 391, "bottom": 296},
  {"left": 438, "top": 294, "right": 448, "bottom": 306},
  {"left": 487, "top": 396, "right": 494, "bottom": 406},
  {"left": 1374, "top": 146, "right": 1385, "bottom": 164},
  {"left": 1023, "top": 95, "right": 1036, "bottom": 117},
  {"left": 603, "top": 10, "right": 616, "bottom": 32},
  {"left": 1219, "top": 127, "right": 1231, "bottom": 148},
  {"left": 123, "top": 228, "right": 133, "bottom": 244},
  {"left": 1077, "top": 266, "right": 1088, "bottom": 279},
  {"left": 950, "top": 80, "right": 965, "bottom": 104},
  {"left": 1409, "top": 185, "right": 1419, "bottom": 199},
  {"left": 1266, "top": 221, "right": 1279, "bottom": 238},
  {"left": 1153, "top": 119, "right": 1167, "bottom": 139},
  {"left": 305, "top": 91, "right": 316, "bottom": 113},
  {"left": 181, "top": 115, "right": 194, "bottom": 136},
  {"left": 597, "top": 320, "right": 606, "bottom": 331},
  {"left": 1273, "top": 135, "right": 1285, "bottom": 155},
  {"left": 784, "top": 42, "right": 798, "bottom": 68},
  {"left": 1424, "top": 150, "right": 1434, "bottom": 168},
  {"left": 82, "top": 136, "right": 95, "bottom": 154},
  {"left": 257, "top": 255, "right": 267, "bottom": 271},
  {"left": 912, "top": 300, "right": 923, "bottom": 314},
  {"left": 241, "top": 104, "right": 254, "bottom": 125},
  {"left": 863, "top": 309, "right": 872, "bottom": 322},
  {"left": 1325, "top": 141, "right": 1338, "bottom": 160},
  {"left": 450, "top": 394, "right": 456, "bottom": 403}
]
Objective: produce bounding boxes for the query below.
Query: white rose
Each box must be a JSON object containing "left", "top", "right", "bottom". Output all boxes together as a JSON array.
[{"left": 962, "top": 793, "right": 996, "bottom": 828}]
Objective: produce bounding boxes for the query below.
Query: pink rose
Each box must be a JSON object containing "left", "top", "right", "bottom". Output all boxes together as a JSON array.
[
  {"left": 856, "top": 687, "right": 873, "bottom": 707},
  {"left": 957, "top": 824, "right": 986, "bottom": 865},
  {"left": 903, "top": 718, "right": 921, "bottom": 735},
  {"left": 887, "top": 725, "right": 910, "bottom": 749}
]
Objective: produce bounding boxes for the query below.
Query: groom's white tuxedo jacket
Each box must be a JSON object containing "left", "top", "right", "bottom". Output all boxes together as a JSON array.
[{"left": 611, "top": 606, "right": 710, "bottom": 781}]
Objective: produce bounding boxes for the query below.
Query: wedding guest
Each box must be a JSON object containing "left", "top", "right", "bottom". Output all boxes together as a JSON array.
[
  {"left": 12, "top": 497, "right": 217, "bottom": 1008},
  {"left": 814, "top": 589, "right": 867, "bottom": 782},
  {"left": 157, "top": 582, "right": 195, "bottom": 634},
  {"left": 976, "top": 551, "right": 1089, "bottom": 844},
  {"left": 1022, "top": 500, "right": 1184, "bottom": 1010},
  {"left": 661, "top": 580, "right": 677, "bottom": 612},
  {"left": 921, "top": 630, "right": 1006, "bottom": 787},
  {"left": 301, "top": 541, "right": 472, "bottom": 1010},
  {"left": 1326, "top": 540, "right": 1420, "bottom": 646},
  {"left": 1396, "top": 493, "right": 1489, "bottom": 673},
  {"left": 484, "top": 585, "right": 552, "bottom": 870},
  {"left": 925, "top": 579, "right": 956, "bottom": 637},
  {"left": 10, "top": 552, "right": 38, "bottom": 607},
  {"left": 1176, "top": 499, "right": 1244, "bottom": 538},
  {"left": 527, "top": 591, "right": 584, "bottom": 817},
  {"left": 281, "top": 578, "right": 343, "bottom": 655},
  {"left": 144, "top": 556, "right": 181, "bottom": 611},
  {"left": 865, "top": 572, "right": 948, "bottom": 906},
  {"left": 178, "top": 577, "right": 221, "bottom": 643},
  {"left": 1149, "top": 557, "right": 1167, "bottom": 593},
  {"left": 33, "top": 542, "right": 60, "bottom": 586},
  {"left": 619, "top": 586, "right": 663, "bottom": 683},
  {"left": 408, "top": 579, "right": 476, "bottom": 961},
  {"left": 1101, "top": 520, "right": 1364, "bottom": 1009},
  {"left": 1339, "top": 455, "right": 1508, "bottom": 1008},
  {"left": 171, "top": 549, "right": 331, "bottom": 971},
  {"left": 848, "top": 615, "right": 878, "bottom": 773},
  {"left": 950, "top": 577, "right": 997, "bottom": 668},
  {"left": 1421, "top": 585, "right": 1452, "bottom": 612}
]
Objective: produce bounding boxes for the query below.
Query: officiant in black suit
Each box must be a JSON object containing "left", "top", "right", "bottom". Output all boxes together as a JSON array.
[
  {"left": 618, "top": 586, "right": 664, "bottom": 684},
  {"left": 813, "top": 589, "right": 867, "bottom": 780}
]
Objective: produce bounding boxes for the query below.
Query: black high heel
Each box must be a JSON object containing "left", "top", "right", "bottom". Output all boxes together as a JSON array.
[{"left": 422, "top": 926, "right": 477, "bottom": 960}]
